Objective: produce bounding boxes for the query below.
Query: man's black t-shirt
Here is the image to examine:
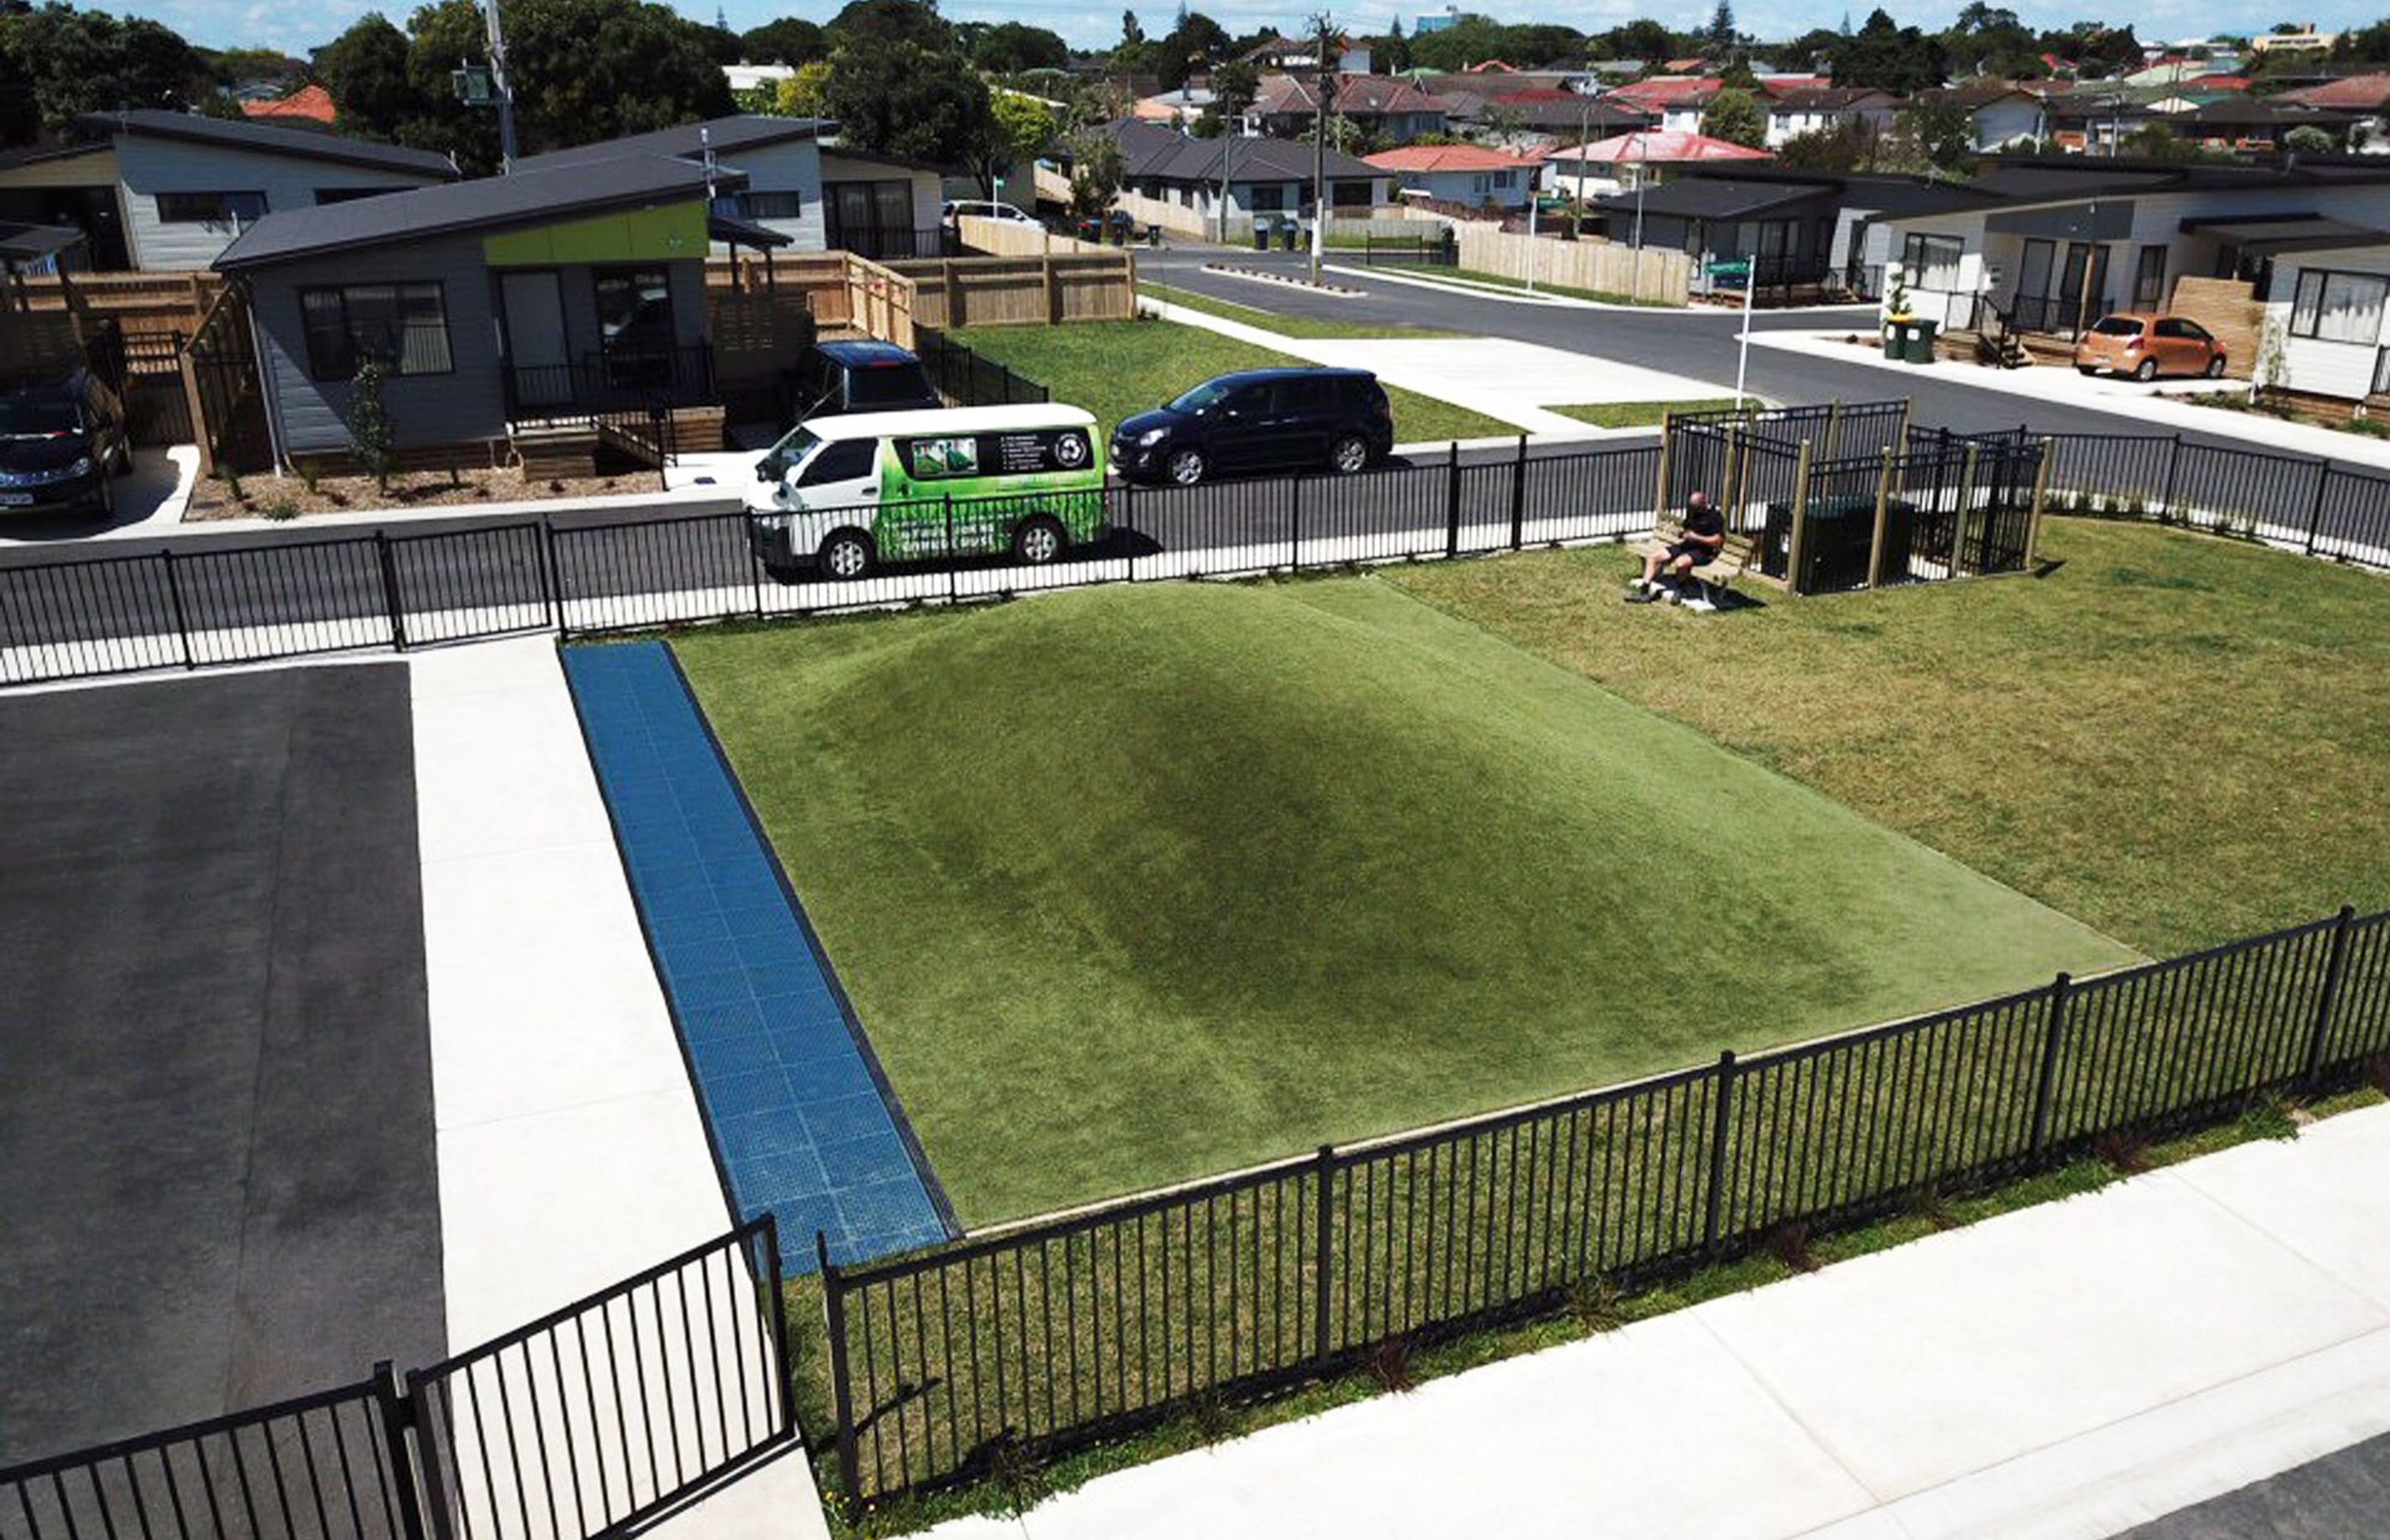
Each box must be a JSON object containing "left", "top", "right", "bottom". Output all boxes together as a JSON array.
[{"left": 1684, "top": 504, "right": 1725, "bottom": 539}]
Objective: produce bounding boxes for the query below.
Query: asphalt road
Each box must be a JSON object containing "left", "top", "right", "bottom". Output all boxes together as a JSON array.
[{"left": 2116, "top": 1432, "right": 2390, "bottom": 1538}]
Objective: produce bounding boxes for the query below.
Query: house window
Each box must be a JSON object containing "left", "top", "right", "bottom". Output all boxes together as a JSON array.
[
  {"left": 157, "top": 191, "right": 267, "bottom": 226},
  {"left": 297, "top": 283, "right": 452, "bottom": 382},
  {"left": 2290, "top": 269, "right": 2389, "bottom": 344},
  {"left": 1492, "top": 170, "right": 1513, "bottom": 189},
  {"left": 1249, "top": 183, "right": 1285, "bottom": 212},
  {"left": 2373, "top": 346, "right": 2390, "bottom": 397},
  {"left": 715, "top": 191, "right": 803, "bottom": 220},
  {"left": 2133, "top": 245, "right": 2168, "bottom": 310},
  {"left": 1471, "top": 174, "right": 1490, "bottom": 196},
  {"left": 1900, "top": 232, "right": 1962, "bottom": 291},
  {"left": 593, "top": 268, "right": 675, "bottom": 356}
]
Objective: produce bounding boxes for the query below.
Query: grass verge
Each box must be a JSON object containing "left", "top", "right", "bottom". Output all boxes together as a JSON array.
[
  {"left": 1351, "top": 264, "right": 1670, "bottom": 307},
  {"left": 949, "top": 317, "right": 1514, "bottom": 444},
  {"left": 1549, "top": 398, "right": 1747, "bottom": 429},
  {"left": 791, "top": 1081, "right": 2386, "bottom": 1536},
  {"left": 1383, "top": 519, "right": 2390, "bottom": 955},
  {"left": 675, "top": 578, "right": 2130, "bottom": 1222},
  {"left": 1138, "top": 281, "right": 1459, "bottom": 340}
]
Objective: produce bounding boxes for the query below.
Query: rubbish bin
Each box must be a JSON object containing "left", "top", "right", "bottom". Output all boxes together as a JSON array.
[
  {"left": 1281, "top": 219, "right": 1301, "bottom": 251},
  {"left": 1882, "top": 319, "right": 1911, "bottom": 358},
  {"left": 1905, "top": 319, "right": 1939, "bottom": 363},
  {"left": 1761, "top": 496, "right": 1878, "bottom": 592},
  {"left": 1145, "top": 224, "right": 1163, "bottom": 249},
  {"left": 1252, "top": 218, "right": 1273, "bottom": 251}
]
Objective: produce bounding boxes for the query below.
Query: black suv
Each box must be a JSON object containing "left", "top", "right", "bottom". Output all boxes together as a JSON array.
[
  {"left": 1113, "top": 368, "right": 1393, "bottom": 485},
  {"left": 0, "top": 370, "right": 131, "bottom": 519},
  {"left": 777, "top": 339, "right": 943, "bottom": 426}
]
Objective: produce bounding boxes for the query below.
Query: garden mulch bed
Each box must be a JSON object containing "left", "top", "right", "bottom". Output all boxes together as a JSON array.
[{"left": 185, "top": 465, "right": 668, "bottom": 521}]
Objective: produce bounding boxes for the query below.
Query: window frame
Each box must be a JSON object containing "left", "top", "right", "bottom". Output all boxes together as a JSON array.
[
  {"left": 2290, "top": 268, "right": 2390, "bottom": 345},
  {"left": 156, "top": 190, "right": 268, "bottom": 227},
  {"left": 295, "top": 281, "right": 456, "bottom": 383},
  {"left": 1900, "top": 231, "right": 1963, "bottom": 292}
]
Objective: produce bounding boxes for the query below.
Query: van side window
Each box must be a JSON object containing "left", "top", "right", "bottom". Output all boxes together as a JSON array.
[
  {"left": 798, "top": 440, "right": 878, "bottom": 486},
  {"left": 1275, "top": 378, "right": 1334, "bottom": 412}
]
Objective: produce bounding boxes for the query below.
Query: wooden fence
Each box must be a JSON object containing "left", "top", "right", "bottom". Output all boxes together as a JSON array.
[
  {"left": 1451, "top": 223, "right": 1690, "bottom": 305},
  {"left": 892, "top": 251, "right": 1136, "bottom": 329},
  {"left": 10, "top": 270, "right": 224, "bottom": 335},
  {"left": 955, "top": 215, "right": 1114, "bottom": 258}
]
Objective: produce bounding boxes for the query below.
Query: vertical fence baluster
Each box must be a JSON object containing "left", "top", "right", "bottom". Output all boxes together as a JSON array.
[
  {"left": 1443, "top": 443, "right": 1461, "bottom": 559},
  {"left": 816, "top": 1234, "right": 862, "bottom": 1511},
  {"left": 1509, "top": 434, "right": 1528, "bottom": 551},
  {"left": 1310, "top": 1146, "right": 1334, "bottom": 1364},
  {"left": 1701, "top": 1051, "right": 1738, "bottom": 1255}
]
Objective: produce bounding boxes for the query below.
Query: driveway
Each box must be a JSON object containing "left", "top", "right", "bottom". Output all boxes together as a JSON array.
[
  {"left": 0, "top": 446, "right": 195, "bottom": 547},
  {"left": 0, "top": 665, "right": 442, "bottom": 1462}
]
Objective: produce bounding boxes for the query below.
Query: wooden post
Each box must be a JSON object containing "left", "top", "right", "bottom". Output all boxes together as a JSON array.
[
  {"left": 1866, "top": 445, "right": 1895, "bottom": 587},
  {"left": 2026, "top": 437, "right": 2056, "bottom": 569},
  {"left": 1952, "top": 441, "right": 1981, "bottom": 578},
  {"left": 1786, "top": 437, "right": 1814, "bottom": 595},
  {"left": 1045, "top": 256, "right": 1062, "bottom": 324},
  {"left": 940, "top": 258, "right": 959, "bottom": 328},
  {"left": 1823, "top": 400, "right": 1845, "bottom": 463},
  {"left": 1652, "top": 411, "right": 1674, "bottom": 524}
]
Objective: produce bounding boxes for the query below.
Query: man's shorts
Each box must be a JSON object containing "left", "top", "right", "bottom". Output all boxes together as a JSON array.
[{"left": 1666, "top": 539, "right": 1717, "bottom": 568}]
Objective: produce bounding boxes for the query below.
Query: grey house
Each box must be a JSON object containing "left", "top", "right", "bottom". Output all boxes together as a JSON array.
[
  {"left": 214, "top": 156, "right": 734, "bottom": 464},
  {"left": 0, "top": 110, "right": 456, "bottom": 272}
]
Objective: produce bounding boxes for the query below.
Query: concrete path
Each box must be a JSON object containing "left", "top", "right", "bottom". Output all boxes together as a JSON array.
[
  {"left": 411, "top": 636, "right": 830, "bottom": 1540},
  {"left": 929, "top": 1102, "right": 2390, "bottom": 1540},
  {"left": 1750, "top": 329, "right": 2390, "bottom": 473},
  {"left": 1139, "top": 292, "right": 1740, "bottom": 437}
]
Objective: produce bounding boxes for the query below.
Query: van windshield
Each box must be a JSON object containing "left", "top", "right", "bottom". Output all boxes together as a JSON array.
[
  {"left": 1169, "top": 379, "right": 1234, "bottom": 412},
  {"left": 759, "top": 424, "right": 822, "bottom": 480}
]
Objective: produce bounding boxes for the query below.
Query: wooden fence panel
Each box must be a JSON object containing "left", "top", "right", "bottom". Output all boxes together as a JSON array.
[{"left": 1451, "top": 225, "right": 1690, "bottom": 305}]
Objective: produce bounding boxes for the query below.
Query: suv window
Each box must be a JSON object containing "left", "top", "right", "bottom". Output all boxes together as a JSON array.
[
  {"left": 1274, "top": 378, "right": 1335, "bottom": 413},
  {"left": 847, "top": 363, "right": 937, "bottom": 408},
  {"left": 799, "top": 439, "right": 880, "bottom": 485},
  {"left": 1219, "top": 384, "right": 1271, "bottom": 417}
]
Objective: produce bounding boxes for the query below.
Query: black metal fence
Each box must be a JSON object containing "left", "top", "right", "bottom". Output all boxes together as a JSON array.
[
  {"left": 1353, "top": 233, "right": 1457, "bottom": 267},
  {"left": 814, "top": 905, "right": 2390, "bottom": 1507},
  {"left": 505, "top": 346, "right": 717, "bottom": 421},
  {"left": 915, "top": 330, "right": 1051, "bottom": 409},
  {"left": 0, "top": 1221, "right": 792, "bottom": 1540}
]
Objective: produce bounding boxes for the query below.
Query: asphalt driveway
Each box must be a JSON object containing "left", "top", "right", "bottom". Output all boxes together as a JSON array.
[{"left": 0, "top": 664, "right": 441, "bottom": 1462}]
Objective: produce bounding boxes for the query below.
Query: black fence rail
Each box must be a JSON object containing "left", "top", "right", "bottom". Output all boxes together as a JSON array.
[
  {"left": 1353, "top": 232, "right": 1457, "bottom": 267},
  {"left": 815, "top": 905, "right": 2390, "bottom": 1507},
  {"left": 915, "top": 331, "right": 1051, "bottom": 409},
  {"left": 2039, "top": 430, "right": 2390, "bottom": 566},
  {"left": 0, "top": 1221, "right": 790, "bottom": 1540}
]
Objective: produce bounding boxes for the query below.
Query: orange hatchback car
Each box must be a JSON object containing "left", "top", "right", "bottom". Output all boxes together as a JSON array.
[{"left": 2074, "top": 313, "right": 2228, "bottom": 382}]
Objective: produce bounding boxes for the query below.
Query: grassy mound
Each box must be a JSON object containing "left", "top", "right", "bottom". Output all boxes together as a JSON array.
[{"left": 677, "top": 579, "right": 2134, "bottom": 1221}]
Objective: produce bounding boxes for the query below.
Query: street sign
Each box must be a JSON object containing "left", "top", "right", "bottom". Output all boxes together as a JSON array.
[{"left": 1707, "top": 258, "right": 1752, "bottom": 280}]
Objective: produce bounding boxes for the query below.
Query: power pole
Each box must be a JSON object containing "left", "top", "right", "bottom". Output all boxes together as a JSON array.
[
  {"left": 1310, "top": 12, "right": 1335, "bottom": 285},
  {"left": 484, "top": 0, "right": 519, "bottom": 171}
]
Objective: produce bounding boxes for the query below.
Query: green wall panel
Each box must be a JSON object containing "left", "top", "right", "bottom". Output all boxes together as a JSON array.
[{"left": 484, "top": 201, "right": 708, "bottom": 266}]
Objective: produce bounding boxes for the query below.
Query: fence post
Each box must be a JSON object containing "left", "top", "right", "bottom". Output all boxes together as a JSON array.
[
  {"left": 537, "top": 519, "right": 566, "bottom": 636},
  {"left": 2158, "top": 433, "right": 2183, "bottom": 522},
  {"left": 1651, "top": 412, "right": 1673, "bottom": 524},
  {"left": 2301, "top": 905, "right": 2359, "bottom": 1083},
  {"left": 1701, "top": 1050, "right": 1738, "bottom": 1255},
  {"left": 1823, "top": 399, "right": 1845, "bottom": 463},
  {"left": 2029, "top": 972, "right": 2072, "bottom": 1157},
  {"left": 762, "top": 1216, "right": 797, "bottom": 1436},
  {"left": 2026, "top": 439, "right": 2056, "bottom": 570},
  {"left": 1289, "top": 473, "right": 1302, "bottom": 571},
  {"left": 1952, "top": 441, "right": 1981, "bottom": 578},
  {"left": 1865, "top": 446, "right": 1895, "bottom": 588},
  {"left": 1784, "top": 440, "right": 1813, "bottom": 597},
  {"left": 1311, "top": 1145, "right": 1335, "bottom": 1362},
  {"left": 159, "top": 547, "right": 197, "bottom": 669},
  {"left": 375, "top": 532, "right": 409, "bottom": 651},
  {"left": 400, "top": 1367, "right": 460, "bottom": 1540},
  {"left": 1509, "top": 433, "right": 1528, "bottom": 550},
  {"left": 944, "top": 495, "right": 958, "bottom": 604},
  {"left": 1444, "top": 442, "right": 1461, "bottom": 558},
  {"left": 371, "top": 1361, "right": 433, "bottom": 1540},
  {"left": 2304, "top": 463, "right": 2334, "bottom": 557},
  {"left": 817, "top": 1231, "right": 865, "bottom": 1513}
]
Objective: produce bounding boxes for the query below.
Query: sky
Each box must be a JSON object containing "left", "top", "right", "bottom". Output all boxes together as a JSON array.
[{"left": 138, "top": 0, "right": 2386, "bottom": 70}]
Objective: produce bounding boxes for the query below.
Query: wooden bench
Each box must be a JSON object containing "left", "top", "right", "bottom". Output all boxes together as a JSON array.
[{"left": 1636, "top": 514, "right": 1759, "bottom": 609}]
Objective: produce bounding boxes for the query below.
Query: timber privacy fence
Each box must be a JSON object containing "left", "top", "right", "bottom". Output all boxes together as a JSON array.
[
  {"left": 812, "top": 905, "right": 2390, "bottom": 1508},
  {"left": 0, "top": 1221, "right": 793, "bottom": 1540},
  {"left": 4, "top": 402, "right": 2390, "bottom": 690}
]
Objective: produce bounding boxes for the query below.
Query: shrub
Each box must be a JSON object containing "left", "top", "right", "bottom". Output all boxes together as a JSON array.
[{"left": 346, "top": 358, "right": 396, "bottom": 494}]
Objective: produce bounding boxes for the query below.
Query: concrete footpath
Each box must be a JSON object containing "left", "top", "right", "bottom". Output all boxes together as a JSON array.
[{"left": 934, "top": 1102, "right": 2390, "bottom": 1540}]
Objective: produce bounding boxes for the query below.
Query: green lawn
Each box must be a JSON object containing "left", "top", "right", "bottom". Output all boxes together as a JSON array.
[
  {"left": 950, "top": 318, "right": 1514, "bottom": 446},
  {"left": 1551, "top": 398, "right": 1749, "bottom": 429},
  {"left": 1384, "top": 519, "right": 2390, "bottom": 955},
  {"left": 676, "top": 579, "right": 2131, "bottom": 1222},
  {"left": 1138, "top": 280, "right": 1461, "bottom": 340}
]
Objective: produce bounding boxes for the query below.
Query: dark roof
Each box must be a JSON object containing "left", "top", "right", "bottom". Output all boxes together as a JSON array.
[
  {"left": 2163, "top": 96, "right": 2360, "bottom": 127},
  {"left": 1592, "top": 177, "right": 1836, "bottom": 221},
  {"left": 0, "top": 222, "right": 86, "bottom": 262},
  {"left": 512, "top": 115, "right": 834, "bottom": 173},
  {"left": 74, "top": 109, "right": 456, "bottom": 178},
  {"left": 0, "top": 140, "right": 112, "bottom": 173},
  {"left": 214, "top": 154, "right": 734, "bottom": 270},
  {"left": 1106, "top": 122, "right": 1383, "bottom": 184},
  {"left": 1767, "top": 86, "right": 1896, "bottom": 111},
  {"left": 2178, "top": 212, "right": 2390, "bottom": 253},
  {"left": 708, "top": 212, "right": 792, "bottom": 249},
  {"left": 1449, "top": 95, "right": 1649, "bottom": 131}
]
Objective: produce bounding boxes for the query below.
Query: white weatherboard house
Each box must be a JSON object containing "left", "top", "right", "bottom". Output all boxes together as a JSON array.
[
  {"left": 2259, "top": 236, "right": 2390, "bottom": 402},
  {"left": 1870, "top": 158, "right": 2390, "bottom": 341},
  {"left": 0, "top": 110, "right": 457, "bottom": 271}
]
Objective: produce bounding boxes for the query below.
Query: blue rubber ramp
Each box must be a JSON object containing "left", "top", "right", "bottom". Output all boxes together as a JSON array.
[{"left": 563, "top": 641, "right": 954, "bottom": 1270}]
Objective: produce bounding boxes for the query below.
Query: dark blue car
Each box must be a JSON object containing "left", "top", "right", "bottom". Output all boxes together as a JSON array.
[{"left": 1111, "top": 367, "right": 1394, "bottom": 486}]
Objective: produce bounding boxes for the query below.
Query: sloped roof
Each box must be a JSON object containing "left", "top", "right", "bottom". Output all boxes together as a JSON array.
[
  {"left": 2280, "top": 73, "right": 2390, "bottom": 110},
  {"left": 215, "top": 154, "right": 731, "bottom": 270},
  {"left": 1251, "top": 72, "right": 1450, "bottom": 118},
  {"left": 513, "top": 115, "right": 836, "bottom": 173},
  {"left": 1105, "top": 122, "right": 1385, "bottom": 184},
  {"left": 1766, "top": 87, "right": 1898, "bottom": 112},
  {"left": 241, "top": 85, "right": 336, "bottom": 125},
  {"left": 1365, "top": 144, "right": 1537, "bottom": 173},
  {"left": 76, "top": 109, "right": 456, "bottom": 178},
  {"left": 1605, "top": 76, "right": 1723, "bottom": 110},
  {"left": 1592, "top": 176, "right": 1831, "bottom": 220},
  {"left": 1549, "top": 129, "right": 1773, "bottom": 164}
]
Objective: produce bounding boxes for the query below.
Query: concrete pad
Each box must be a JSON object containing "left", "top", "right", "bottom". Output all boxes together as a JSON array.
[
  {"left": 1007, "top": 1311, "right": 1877, "bottom": 1540},
  {"left": 1696, "top": 1167, "right": 2386, "bottom": 1504},
  {"left": 0, "top": 445, "right": 196, "bottom": 547},
  {"left": 2169, "top": 1109, "right": 2390, "bottom": 1313},
  {"left": 643, "top": 1448, "right": 832, "bottom": 1540}
]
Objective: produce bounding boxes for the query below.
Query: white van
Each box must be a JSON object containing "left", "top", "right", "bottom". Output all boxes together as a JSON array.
[
  {"left": 745, "top": 403, "right": 1107, "bottom": 581},
  {"left": 942, "top": 200, "right": 1040, "bottom": 227}
]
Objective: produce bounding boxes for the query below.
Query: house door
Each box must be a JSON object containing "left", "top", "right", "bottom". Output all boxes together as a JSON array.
[
  {"left": 2013, "top": 238, "right": 2055, "bottom": 325},
  {"left": 2056, "top": 243, "right": 2110, "bottom": 336},
  {"left": 500, "top": 270, "right": 570, "bottom": 408}
]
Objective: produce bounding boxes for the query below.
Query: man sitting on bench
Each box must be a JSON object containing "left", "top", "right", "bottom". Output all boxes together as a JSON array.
[{"left": 1628, "top": 492, "right": 1726, "bottom": 603}]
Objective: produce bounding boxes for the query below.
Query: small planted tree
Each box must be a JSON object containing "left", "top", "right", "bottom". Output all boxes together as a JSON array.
[{"left": 347, "top": 358, "right": 396, "bottom": 495}]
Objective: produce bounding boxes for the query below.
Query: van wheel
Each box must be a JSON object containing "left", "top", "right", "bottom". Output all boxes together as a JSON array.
[
  {"left": 1165, "top": 447, "right": 1207, "bottom": 486},
  {"left": 1329, "top": 434, "right": 1370, "bottom": 475},
  {"left": 818, "top": 529, "right": 875, "bottom": 580},
  {"left": 1013, "top": 514, "right": 1066, "bottom": 567},
  {"left": 2133, "top": 358, "right": 2158, "bottom": 383}
]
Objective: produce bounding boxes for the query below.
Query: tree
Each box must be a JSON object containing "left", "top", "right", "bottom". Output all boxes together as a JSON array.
[
  {"left": 1890, "top": 95, "right": 1973, "bottom": 172},
  {"left": 829, "top": 0, "right": 953, "bottom": 52},
  {"left": 1155, "top": 10, "right": 1230, "bottom": 89},
  {"left": 775, "top": 59, "right": 832, "bottom": 116},
  {"left": 1602, "top": 18, "right": 1675, "bottom": 65},
  {"left": 973, "top": 21, "right": 1069, "bottom": 75},
  {"left": 1194, "top": 56, "right": 1256, "bottom": 135},
  {"left": 982, "top": 90, "right": 1056, "bottom": 192},
  {"left": 1829, "top": 8, "right": 1946, "bottom": 93},
  {"left": 2284, "top": 124, "right": 2337, "bottom": 155},
  {"left": 0, "top": 3, "right": 212, "bottom": 141},
  {"left": 314, "top": 13, "right": 414, "bottom": 140},
  {"left": 500, "top": 0, "right": 735, "bottom": 148},
  {"left": 1064, "top": 127, "right": 1124, "bottom": 218},
  {"left": 1705, "top": 0, "right": 1735, "bottom": 51},
  {"left": 346, "top": 358, "right": 396, "bottom": 495},
  {"left": 740, "top": 17, "right": 827, "bottom": 63},
  {"left": 1774, "top": 120, "right": 1873, "bottom": 169},
  {"left": 823, "top": 31, "right": 995, "bottom": 172},
  {"left": 1700, "top": 86, "right": 1765, "bottom": 148}
]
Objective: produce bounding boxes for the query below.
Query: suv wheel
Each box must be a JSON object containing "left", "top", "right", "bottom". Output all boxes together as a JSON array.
[
  {"left": 818, "top": 529, "right": 875, "bottom": 580},
  {"left": 1014, "top": 514, "right": 1066, "bottom": 566},
  {"left": 1329, "top": 434, "right": 1370, "bottom": 475},
  {"left": 1165, "top": 447, "right": 1207, "bottom": 486}
]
